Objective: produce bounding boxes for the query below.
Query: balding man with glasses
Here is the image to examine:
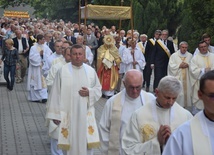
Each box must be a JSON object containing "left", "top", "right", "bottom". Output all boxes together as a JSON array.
[{"left": 99, "top": 69, "right": 155, "bottom": 155}]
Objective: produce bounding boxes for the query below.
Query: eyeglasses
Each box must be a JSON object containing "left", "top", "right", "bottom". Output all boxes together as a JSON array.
[
  {"left": 129, "top": 86, "right": 142, "bottom": 91},
  {"left": 201, "top": 90, "right": 214, "bottom": 100}
]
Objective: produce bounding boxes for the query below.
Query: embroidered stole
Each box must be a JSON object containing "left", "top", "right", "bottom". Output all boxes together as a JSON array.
[
  {"left": 157, "top": 40, "right": 171, "bottom": 58},
  {"left": 149, "top": 38, "right": 155, "bottom": 46},
  {"left": 137, "top": 42, "right": 145, "bottom": 54},
  {"left": 37, "top": 44, "right": 47, "bottom": 88},
  {"left": 58, "top": 64, "right": 100, "bottom": 150},
  {"left": 108, "top": 92, "right": 122, "bottom": 155},
  {"left": 108, "top": 90, "right": 144, "bottom": 154},
  {"left": 190, "top": 112, "right": 212, "bottom": 155},
  {"left": 180, "top": 56, "right": 188, "bottom": 107}
]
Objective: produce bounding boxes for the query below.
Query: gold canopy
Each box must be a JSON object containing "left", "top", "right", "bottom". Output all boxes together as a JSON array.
[{"left": 81, "top": 4, "right": 131, "bottom": 20}]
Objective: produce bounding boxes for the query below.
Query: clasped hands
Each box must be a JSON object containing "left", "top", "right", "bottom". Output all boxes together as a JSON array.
[
  {"left": 157, "top": 125, "right": 171, "bottom": 147},
  {"left": 179, "top": 62, "right": 189, "bottom": 68},
  {"left": 79, "top": 87, "right": 89, "bottom": 97}
]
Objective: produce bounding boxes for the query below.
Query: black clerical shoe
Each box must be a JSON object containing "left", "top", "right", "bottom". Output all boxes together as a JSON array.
[
  {"left": 32, "top": 100, "right": 40, "bottom": 102},
  {"left": 42, "top": 99, "right": 47, "bottom": 103}
]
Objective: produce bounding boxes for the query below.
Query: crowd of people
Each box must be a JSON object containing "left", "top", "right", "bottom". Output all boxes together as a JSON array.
[{"left": 0, "top": 17, "right": 214, "bottom": 155}]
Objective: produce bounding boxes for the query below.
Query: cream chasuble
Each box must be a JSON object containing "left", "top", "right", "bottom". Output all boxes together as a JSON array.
[
  {"left": 46, "top": 63, "right": 102, "bottom": 155},
  {"left": 162, "top": 111, "right": 214, "bottom": 155},
  {"left": 122, "top": 99, "right": 192, "bottom": 155},
  {"left": 99, "top": 89, "right": 155, "bottom": 155},
  {"left": 190, "top": 111, "right": 213, "bottom": 155},
  {"left": 190, "top": 52, "right": 214, "bottom": 109},
  {"left": 168, "top": 51, "right": 192, "bottom": 108}
]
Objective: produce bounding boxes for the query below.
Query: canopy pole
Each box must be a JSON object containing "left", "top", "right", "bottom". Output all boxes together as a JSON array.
[
  {"left": 83, "top": 0, "right": 88, "bottom": 44},
  {"left": 119, "top": 0, "right": 124, "bottom": 31},
  {"left": 131, "top": 0, "right": 134, "bottom": 39},
  {"left": 78, "top": 0, "right": 81, "bottom": 34}
]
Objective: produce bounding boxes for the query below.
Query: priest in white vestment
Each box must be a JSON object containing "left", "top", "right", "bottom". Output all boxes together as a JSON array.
[
  {"left": 46, "top": 42, "right": 71, "bottom": 90},
  {"left": 168, "top": 41, "right": 192, "bottom": 109},
  {"left": 99, "top": 69, "right": 155, "bottom": 155},
  {"left": 122, "top": 76, "right": 193, "bottom": 155},
  {"left": 45, "top": 40, "right": 63, "bottom": 73},
  {"left": 50, "top": 41, "right": 73, "bottom": 67},
  {"left": 46, "top": 44, "right": 102, "bottom": 155},
  {"left": 27, "top": 34, "right": 52, "bottom": 103},
  {"left": 122, "top": 39, "right": 146, "bottom": 73},
  {"left": 46, "top": 46, "right": 71, "bottom": 155},
  {"left": 190, "top": 40, "right": 214, "bottom": 114},
  {"left": 193, "top": 33, "right": 214, "bottom": 56},
  {"left": 163, "top": 71, "right": 214, "bottom": 155}
]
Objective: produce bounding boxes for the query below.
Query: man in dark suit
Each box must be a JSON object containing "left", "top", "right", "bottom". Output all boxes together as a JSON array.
[
  {"left": 137, "top": 34, "right": 155, "bottom": 92},
  {"left": 86, "top": 28, "right": 98, "bottom": 67},
  {"left": 44, "top": 32, "right": 54, "bottom": 52},
  {"left": 64, "top": 29, "right": 76, "bottom": 44},
  {"left": 13, "top": 30, "right": 29, "bottom": 83},
  {"left": 151, "top": 29, "right": 175, "bottom": 91}
]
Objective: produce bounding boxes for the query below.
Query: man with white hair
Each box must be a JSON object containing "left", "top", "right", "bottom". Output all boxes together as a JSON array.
[
  {"left": 122, "top": 76, "right": 193, "bottom": 154},
  {"left": 163, "top": 70, "right": 214, "bottom": 155},
  {"left": 151, "top": 29, "right": 175, "bottom": 92},
  {"left": 168, "top": 41, "right": 192, "bottom": 109}
]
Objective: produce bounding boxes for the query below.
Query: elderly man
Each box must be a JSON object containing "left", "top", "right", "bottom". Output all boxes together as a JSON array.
[
  {"left": 163, "top": 71, "right": 214, "bottom": 155},
  {"left": 46, "top": 44, "right": 102, "bottom": 155},
  {"left": 168, "top": 41, "right": 192, "bottom": 109},
  {"left": 122, "top": 76, "right": 193, "bottom": 155},
  {"left": 13, "top": 30, "right": 29, "bottom": 83},
  {"left": 151, "top": 29, "right": 175, "bottom": 91},
  {"left": 190, "top": 40, "right": 214, "bottom": 114},
  {"left": 99, "top": 69, "right": 155, "bottom": 155}
]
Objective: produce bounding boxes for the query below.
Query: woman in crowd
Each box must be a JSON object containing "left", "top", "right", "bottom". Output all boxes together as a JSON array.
[{"left": 0, "top": 39, "right": 19, "bottom": 91}]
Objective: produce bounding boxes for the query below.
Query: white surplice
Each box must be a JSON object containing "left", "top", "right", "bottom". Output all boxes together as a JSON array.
[
  {"left": 46, "top": 58, "right": 66, "bottom": 89},
  {"left": 189, "top": 52, "right": 214, "bottom": 110},
  {"left": 47, "top": 52, "right": 63, "bottom": 70},
  {"left": 46, "top": 63, "right": 102, "bottom": 155},
  {"left": 118, "top": 45, "right": 126, "bottom": 74},
  {"left": 162, "top": 111, "right": 214, "bottom": 155},
  {"left": 99, "top": 89, "right": 155, "bottom": 155},
  {"left": 193, "top": 45, "right": 214, "bottom": 56},
  {"left": 168, "top": 50, "right": 193, "bottom": 108},
  {"left": 122, "top": 47, "right": 146, "bottom": 73},
  {"left": 85, "top": 45, "right": 94, "bottom": 65},
  {"left": 122, "top": 98, "right": 193, "bottom": 155},
  {"left": 27, "top": 43, "right": 51, "bottom": 101}
]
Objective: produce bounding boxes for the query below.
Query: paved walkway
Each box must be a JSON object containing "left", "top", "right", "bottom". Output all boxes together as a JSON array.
[
  {"left": 0, "top": 80, "right": 107, "bottom": 155},
  {"left": 0, "top": 69, "right": 154, "bottom": 155}
]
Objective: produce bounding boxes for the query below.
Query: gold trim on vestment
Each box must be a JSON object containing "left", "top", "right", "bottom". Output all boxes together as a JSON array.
[
  {"left": 137, "top": 42, "right": 145, "bottom": 54},
  {"left": 58, "top": 144, "right": 70, "bottom": 151},
  {"left": 87, "top": 142, "right": 100, "bottom": 149},
  {"left": 149, "top": 38, "right": 155, "bottom": 46},
  {"left": 180, "top": 57, "right": 187, "bottom": 107},
  {"left": 157, "top": 40, "right": 171, "bottom": 58}
]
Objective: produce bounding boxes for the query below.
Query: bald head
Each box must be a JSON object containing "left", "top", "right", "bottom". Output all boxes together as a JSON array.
[{"left": 123, "top": 69, "right": 143, "bottom": 98}]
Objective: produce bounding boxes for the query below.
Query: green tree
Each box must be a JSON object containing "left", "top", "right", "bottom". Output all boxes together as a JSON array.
[{"left": 177, "top": 0, "right": 214, "bottom": 52}]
